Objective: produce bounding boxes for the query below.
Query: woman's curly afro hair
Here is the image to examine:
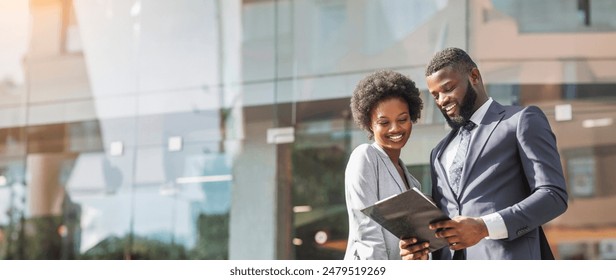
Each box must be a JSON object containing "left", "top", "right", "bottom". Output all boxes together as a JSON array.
[{"left": 350, "top": 70, "right": 423, "bottom": 139}]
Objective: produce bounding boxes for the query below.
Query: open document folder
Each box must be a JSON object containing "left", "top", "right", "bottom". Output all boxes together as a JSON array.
[{"left": 360, "top": 188, "right": 451, "bottom": 252}]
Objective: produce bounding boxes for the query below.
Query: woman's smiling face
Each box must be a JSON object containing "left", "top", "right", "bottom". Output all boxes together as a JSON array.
[{"left": 370, "top": 97, "right": 412, "bottom": 157}]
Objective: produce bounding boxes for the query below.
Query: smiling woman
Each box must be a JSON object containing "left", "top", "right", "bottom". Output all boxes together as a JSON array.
[
  {"left": 343, "top": 70, "right": 425, "bottom": 260},
  {"left": 370, "top": 98, "right": 413, "bottom": 162}
]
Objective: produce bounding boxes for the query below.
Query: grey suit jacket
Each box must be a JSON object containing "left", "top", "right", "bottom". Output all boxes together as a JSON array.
[
  {"left": 431, "top": 101, "right": 568, "bottom": 260},
  {"left": 344, "top": 142, "right": 421, "bottom": 260}
]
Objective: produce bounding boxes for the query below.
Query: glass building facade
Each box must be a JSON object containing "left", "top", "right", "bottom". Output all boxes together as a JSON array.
[{"left": 0, "top": 0, "right": 615, "bottom": 260}]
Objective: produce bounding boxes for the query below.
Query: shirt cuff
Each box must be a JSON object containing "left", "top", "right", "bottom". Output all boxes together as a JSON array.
[{"left": 481, "top": 213, "right": 508, "bottom": 240}]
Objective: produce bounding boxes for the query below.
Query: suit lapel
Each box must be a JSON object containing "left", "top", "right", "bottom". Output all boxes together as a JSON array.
[
  {"left": 371, "top": 143, "right": 406, "bottom": 193},
  {"left": 458, "top": 102, "right": 506, "bottom": 197}
]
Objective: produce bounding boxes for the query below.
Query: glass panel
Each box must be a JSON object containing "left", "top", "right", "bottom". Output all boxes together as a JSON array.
[
  {"left": 566, "top": 152, "right": 596, "bottom": 198},
  {"left": 491, "top": 0, "right": 616, "bottom": 33},
  {"left": 69, "top": 153, "right": 134, "bottom": 259},
  {"left": 132, "top": 141, "right": 231, "bottom": 259},
  {"left": 292, "top": 107, "right": 351, "bottom": 260},
  {"left": 0, "top": 1, "right": 29, "bottom": 110},
  {"left": 470, "top": 0, "right": 616, "bottom": 259},
  {"left": 16, "top": 120, "right": 134, "bottom": 259},
  {"left": 242, "top": 0, "right": 276, "bottom": 82},
  {"left": 0, "top": 125, "right": 27, "bottom": 259},
  {"left": 286, "top": 0, "right": 462, "bottom": 78}
]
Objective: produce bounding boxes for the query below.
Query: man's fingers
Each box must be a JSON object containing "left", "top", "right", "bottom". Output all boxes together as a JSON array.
[
  {"left": 429, "top": 219, "right": 454, "bottom": 230},
  {"left": 435, "top": 228, "right": 458, "bottom": 239}
]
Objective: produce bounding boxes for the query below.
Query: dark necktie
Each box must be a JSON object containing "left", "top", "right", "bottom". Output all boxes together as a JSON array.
[{"left": 448, "top": 121, "right": 476, "bottom": 195}]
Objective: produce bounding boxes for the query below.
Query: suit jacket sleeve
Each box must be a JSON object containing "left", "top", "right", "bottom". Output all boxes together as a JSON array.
[
  {"left": 345, "top": 145, "right": 388, "bottom": 259},
  {"left": 498, "top": 106, "right": 569, "bottom": 240}
]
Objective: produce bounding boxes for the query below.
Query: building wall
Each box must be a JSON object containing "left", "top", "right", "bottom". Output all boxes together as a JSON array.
[{"left": 0, "top": 0, "right": 615, "bottom": 260}]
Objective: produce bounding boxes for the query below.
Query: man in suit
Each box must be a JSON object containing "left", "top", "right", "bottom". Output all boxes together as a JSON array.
[{"left": 400, "top": 47, "right": 568, "bottom": 259}]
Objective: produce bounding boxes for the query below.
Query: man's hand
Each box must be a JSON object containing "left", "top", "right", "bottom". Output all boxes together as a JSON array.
[
  {"left": 429, "top": 216, "right": 488, "bottom": 251},
  {"left": 399, "top": 238, "right": 430, "bottom": 260}
]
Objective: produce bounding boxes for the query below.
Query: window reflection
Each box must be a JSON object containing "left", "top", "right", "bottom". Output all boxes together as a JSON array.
[
  {"left": 492, "top": 0, "right": 616, "bottom": 33},
  {"left": 1, "top": 0, "right": 616, "bottom": 260}
]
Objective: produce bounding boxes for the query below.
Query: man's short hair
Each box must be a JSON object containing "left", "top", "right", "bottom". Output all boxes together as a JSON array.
[{"left": 425, "top": 47, "right": 477, "bottom": 76}]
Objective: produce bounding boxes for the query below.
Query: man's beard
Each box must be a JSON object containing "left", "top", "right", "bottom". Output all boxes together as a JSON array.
[{"left": 441, "top": 81, "right": 477, "bottom": 130}]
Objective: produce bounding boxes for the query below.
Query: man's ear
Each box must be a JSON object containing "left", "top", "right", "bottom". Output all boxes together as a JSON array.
[{"left": 469, "top": 67, "right": 481, "bottom": 85}]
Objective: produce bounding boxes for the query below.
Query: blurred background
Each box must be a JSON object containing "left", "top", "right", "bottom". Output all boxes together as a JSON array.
[{"left": 0, "top": 0, "right": 615, "bottom": 260}]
